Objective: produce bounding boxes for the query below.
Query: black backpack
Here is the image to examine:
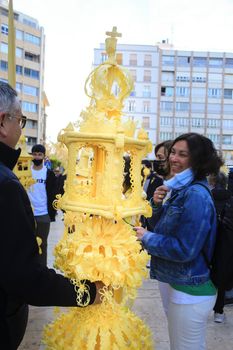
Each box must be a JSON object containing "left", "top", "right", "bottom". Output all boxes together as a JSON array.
[{"left": 199, "top": 183, "right": 233, "bottom": 290}]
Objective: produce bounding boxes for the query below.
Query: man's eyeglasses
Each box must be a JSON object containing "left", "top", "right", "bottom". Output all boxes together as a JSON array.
[{"left": 6, "top": 114, "right": 27, "bottom": 129}]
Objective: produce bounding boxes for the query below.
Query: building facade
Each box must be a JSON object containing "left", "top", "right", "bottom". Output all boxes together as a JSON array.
[
  {"left": 0, "top": 0, "right": 47, "bottom": 148},
  {"left": 94, "top": 43, "right": 233, "bottom": 163}
]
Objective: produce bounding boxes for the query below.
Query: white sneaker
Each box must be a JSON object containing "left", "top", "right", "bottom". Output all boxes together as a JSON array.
[{"left": 214, "top": 312, "right": 225, "bottom": 323}]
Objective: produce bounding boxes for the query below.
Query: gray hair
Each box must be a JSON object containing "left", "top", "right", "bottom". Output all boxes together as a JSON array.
[{"left": 0, "top": 82, "right": 20, "bottom": 115}]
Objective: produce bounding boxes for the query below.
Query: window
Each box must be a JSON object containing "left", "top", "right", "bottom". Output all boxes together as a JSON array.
[
  {"left": 224, "top": 74, "right": 233, "bottom": 84},
  {"left": 16, "top": 47, "right": 23, "bottom": 58},
  {"left": 23, "top": 85, "right": 38, "bottom": 96},
  {"left": 176, "top": 102, "right": 189, "bottom": 111},
  {"left": 1, "top": 24, "right": 8, "bottom": 35},
  {"left": 129, "top": 69, "right": 136, "bottom": 82},
  {"left": 143, "top": 101, "right": 150, "bottom": 113},
  {"left": 191, "top": 103, "right": 205, "bottom": 113},
  {"left": 0, "top": 42, "right": 8, "bottom": 54},
  {"left": 142, "top": 85, "right": 151, "bottom": 98},
  {"left": 176, "top": 87, "right": 189, "bottom": 97},
  {"left": 101, "top": 52, "right": 107, "bottom": 63},
  {"left": 209, "top": 58, "right": 223, "bottom": 68},
  {"left": 223, "top": 120, "right": 233, "bottom": 129},
  {"left": 160, "top": 101, "right": 173, "bottom": 111},
  {"left": 225, "top": 58, "right": 233, "bottom": 68},
  {"left": 16, "top": 82, "right": 22, "bottom": 93},
  {"left": 208, "top": 88, "right": 222, "bottom": 98},
  {"left": 224, "top": 89, "right": 233, "bottom": 99},
  {"left": 22, "top": 101, "right": 38, "bottom": 113},
  {"left": 116, "top": 53, "right": 122, "bottom": 65},
  {"left": 144, "top": 70, "right": 151, "bottom": 82},
  {"left": 1, "top": 8, "right": 8, "bottom": 17},
  {"left": 207, "top": 119, "right": 220, "bottom": 128},
  {"left": 208, "top": 73, "right": 222, "bottom": 83},
  {"left": 25, "top": 52, "right": 40, "bottom": 63},
  {"left": 0, "top": 60, "right": 8, "bottom": 71},
  {"left": 129, "top": 53, "right": 137, "bottom": 66},
  {"left": 27, "top": 136, "right": 37, "bottom": 146},
  {"left": 207, "top": 134, "right": 220, "bottom": 143},
  {"left": 208, "top": 104, "right": 221, "bottom": 114},
  {"left": 16, "top": 65, "right": 23, "bottom": 75},
  {"left": 174, "top": 132, "right": 183, "bottom": 138},
  {"left": 24, "top": 33, "right": 40, "bottom": 46},
  {"left": 23, "top": 18, "right": 37, "bottom": 28},
  {"left": 24, "top": 67, "right": 39, "bottom": 79},
  {"left": 177, "top": 75, "right": 190, "bottom": 82},
  {"left": 160, "top": 131, "right": 173, "bottom": 140},
  {"left": 193, "top": 57, "right": 207, "bottom": 67},
  {"left": 192, "top": 118, "right": 204, "bottom": 127},
  {"left": 128, "top": 100, "right": 135, "bottom": 112},
  {"left": 142, "top": 116, "right": 150, "bottom": 129},
  {"left": 162, "top": 71, "right": 174, "bottom": 82},
  {"left": 222, "top": 135, "right": 232, "bottom": 145},
  {"left": 26, "top": 119, "right": 38, "bottom": 129},
  {"left": 16, "top": 29, "right": 23, "bottom": 40},
  {"left": 223, "top": 105, "right": 233, "bottom": 115},
  {"left": 161, "top": 87, "right": 174, "bottom": 97},
  {"left": 162, "top": 55, "right": 174, "bottom": 66},
  {"left": 192, "top": 76, "right": 206, "bottom": 83},
  {"left": 192, "top": 87, "right": 206, "bottom": 99},
  {"left": 177, "top": 56, "right": 190, "bottom": 66},
  {"left": 144, "top": 54, "right": 152, "bottom": 67},
  {"left": 160, "top": 117, "right": 173, "bottom": 126},
  {"left": 175, "top": 118, "right": 189, "bottom": 127}
]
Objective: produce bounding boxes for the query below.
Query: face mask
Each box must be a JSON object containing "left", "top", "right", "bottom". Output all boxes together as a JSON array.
[
  {"left": 154, "top": 160, "right": 168, "bottom": 176},
  {"left": 32, "top": 159, "right": 43, "bottom": 166},
  {"left": 164, "top": 168, "right": 194, "bottom": 190}
]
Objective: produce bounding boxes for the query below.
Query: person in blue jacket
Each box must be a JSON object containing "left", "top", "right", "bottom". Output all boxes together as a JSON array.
[{"left": 135, "top": 133, "right": 223, "bottom": 350}]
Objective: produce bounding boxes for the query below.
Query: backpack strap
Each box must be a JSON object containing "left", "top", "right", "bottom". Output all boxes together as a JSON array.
[{"left": 191, "top": 182, "right": 213, "bottom": 268}]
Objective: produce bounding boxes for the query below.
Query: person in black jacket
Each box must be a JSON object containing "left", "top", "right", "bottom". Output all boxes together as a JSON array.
[
  {"left": 0, "top": 82, "right": 103, "bottom": 350},
  {"left": 208, "top": 171, "right": 232, "bottom": 323},
  {"left": 27, "top": 144, "right": 57, "bottom": 265},
  {"left": 141, "top": 159, "right": 163, "bottom": 201}
]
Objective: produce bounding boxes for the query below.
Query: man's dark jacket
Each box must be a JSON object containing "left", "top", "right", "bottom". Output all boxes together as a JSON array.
[
  {"left": 0, "top": 142, "right": 96, "bottom": 349},
  {"left": 145, "top": 172, "right": 163, "bottom": 201},
  {"left": 46, "top": 168, "right": 57, "bottom": 221}
]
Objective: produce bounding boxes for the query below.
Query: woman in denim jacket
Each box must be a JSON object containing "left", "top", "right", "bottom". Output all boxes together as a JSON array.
[{"left": 135, "top": 133, "right": 223, "bottom": 350}]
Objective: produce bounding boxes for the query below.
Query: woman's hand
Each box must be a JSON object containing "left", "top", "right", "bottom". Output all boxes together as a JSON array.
[
  {"left": 134, "top": 226, "right": 147, "bottom": 240},
  {"left": 153, "top": 185, "right": 169, "bottom": 204}
]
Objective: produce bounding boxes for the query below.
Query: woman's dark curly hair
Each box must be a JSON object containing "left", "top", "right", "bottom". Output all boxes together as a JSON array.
[{"left": 169, "top": 133, "right": 224, "bottom": 180}]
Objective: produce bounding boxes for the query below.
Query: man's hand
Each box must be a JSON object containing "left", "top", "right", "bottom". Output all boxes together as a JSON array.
[{"left": 134, "top": 226, "right": 147, "bottom": 240}]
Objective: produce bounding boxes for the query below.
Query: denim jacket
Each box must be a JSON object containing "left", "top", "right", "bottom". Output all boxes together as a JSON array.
[{"left": 142, "top": 179, "right": 217, "bottom": 285}]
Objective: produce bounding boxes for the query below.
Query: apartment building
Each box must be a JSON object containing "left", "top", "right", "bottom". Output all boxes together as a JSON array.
[
  {"left": 94, "top": 43, "right": 233, "bottom": 162},
  {"left": 0, "top": 0, "right": 47, "bottom": 148},
  {"left": 94, "top": 44, "right": 159, "bottom": 158},
  {"left": 160, "top": 48, "right": 233, "bottom": 163}
]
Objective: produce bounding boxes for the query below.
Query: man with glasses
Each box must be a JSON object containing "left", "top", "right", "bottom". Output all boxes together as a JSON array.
[
  {"left": 6, "top": 113, "right": 27, "bottom": 129},
  {"left": 0, "top": 82, "right": 103, "bottom": 349}
]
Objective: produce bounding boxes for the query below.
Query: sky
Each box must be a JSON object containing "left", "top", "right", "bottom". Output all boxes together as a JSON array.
[{"left": 13, "top": 0, "right": 233, "bottom": 142}]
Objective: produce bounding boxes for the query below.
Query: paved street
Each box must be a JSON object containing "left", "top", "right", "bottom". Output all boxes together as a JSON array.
[{"left": 19, "top": 213, "right": 233, "bottom": 350}]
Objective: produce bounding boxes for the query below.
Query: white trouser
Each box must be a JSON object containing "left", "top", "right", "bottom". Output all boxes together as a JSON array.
[{"left": 167, "top": 297, "right": 216, "bottom": 350}]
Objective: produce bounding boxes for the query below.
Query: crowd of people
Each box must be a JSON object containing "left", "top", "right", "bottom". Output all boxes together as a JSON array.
[{"left": 1, "top": 80, "right": 233, "bottom": 350}]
